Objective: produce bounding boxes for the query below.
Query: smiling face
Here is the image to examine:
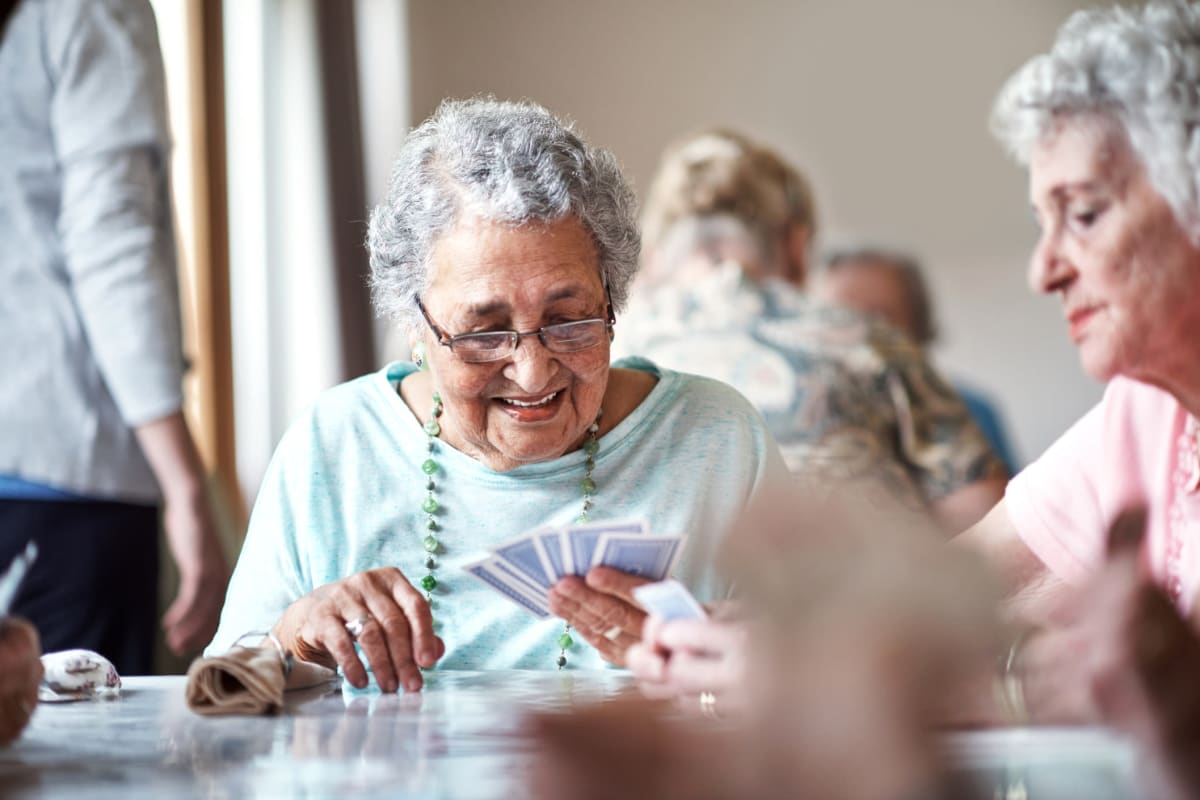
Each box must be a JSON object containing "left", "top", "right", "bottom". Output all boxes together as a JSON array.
[
  {"left": 1028, "top": 117, "right": 1200, "bottom": 385},
  {"left": 416, "top": 214, "right": 612, "bottom": 472}
]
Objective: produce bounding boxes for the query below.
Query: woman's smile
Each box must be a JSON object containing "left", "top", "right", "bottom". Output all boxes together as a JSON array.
[{"left": 493, "top": 388, "right": 567, "bottom": 422}]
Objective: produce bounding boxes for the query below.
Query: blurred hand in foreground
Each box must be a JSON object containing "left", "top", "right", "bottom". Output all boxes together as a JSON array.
[
  {"left": 532, "top": 480, "right": 1004, "bottom": 799},
  {"left": 0, "top": 617, "right": 42, "bottom": 746},
  {"left": 1016, "top": 508, "right": 1200, "bottom": 798}
]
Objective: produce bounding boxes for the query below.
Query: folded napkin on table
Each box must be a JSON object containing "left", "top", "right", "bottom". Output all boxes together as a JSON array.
[
  {"left": 39, "top": 649, "right": 121, "bottom": 702},
  {"left": 186, "top": 643, "right": 336, "bottom": 716}
]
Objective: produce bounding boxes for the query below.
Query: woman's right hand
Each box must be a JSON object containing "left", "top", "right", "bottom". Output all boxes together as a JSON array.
[{"left": 273, "top": 567, "right": 444, "bottom": 693}]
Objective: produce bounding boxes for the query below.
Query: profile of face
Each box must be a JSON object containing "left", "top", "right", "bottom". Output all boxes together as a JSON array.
[
  {"left": 1028, "top": 119, "right": 1200, "bottom": 384},
  {"left": 811, "top": 260, "right": 920, "bottom": 342},
  {"left": 416, "top": 214, "right": 612, "bottom": 472}
]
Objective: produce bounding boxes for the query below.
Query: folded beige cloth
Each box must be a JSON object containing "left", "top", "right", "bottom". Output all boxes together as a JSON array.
[{"left": 186, "top": 645, "right": 336, "bottom": 716}]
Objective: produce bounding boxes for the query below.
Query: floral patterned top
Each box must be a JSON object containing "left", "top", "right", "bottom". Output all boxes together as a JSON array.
[{"left": 616, "top": 264, "right": 1005, "bottom": 510}]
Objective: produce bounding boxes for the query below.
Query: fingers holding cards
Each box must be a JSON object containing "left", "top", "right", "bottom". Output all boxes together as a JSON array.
[{"left": 463, "top": 519, "right": 685, "bottom": 617}]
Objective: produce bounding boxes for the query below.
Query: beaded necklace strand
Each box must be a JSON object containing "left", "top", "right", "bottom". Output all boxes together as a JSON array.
[{"left": 418, "top": 391, "right": 602, "bottom": 669}]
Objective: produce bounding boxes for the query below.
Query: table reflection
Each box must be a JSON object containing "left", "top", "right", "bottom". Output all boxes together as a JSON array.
[{"left": 0, "top": 674, "right": 1145, "bottom": 799}]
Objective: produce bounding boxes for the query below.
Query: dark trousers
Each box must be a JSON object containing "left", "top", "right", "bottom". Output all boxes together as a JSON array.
[{"left": 0, "top": 498, "right": 159, "bottom": 675}]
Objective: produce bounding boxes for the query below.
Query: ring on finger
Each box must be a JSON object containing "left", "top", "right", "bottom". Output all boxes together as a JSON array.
[
  {"left": 344, "top": 614, "right": 374, "bottom": 640},
  {"left": 603, "top": 626, "right": 623, "bottom": 642}
]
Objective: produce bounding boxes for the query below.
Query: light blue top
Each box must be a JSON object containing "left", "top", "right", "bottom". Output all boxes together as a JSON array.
[{"left": 209, "top": 359, "right": 788, "bottom": 670}]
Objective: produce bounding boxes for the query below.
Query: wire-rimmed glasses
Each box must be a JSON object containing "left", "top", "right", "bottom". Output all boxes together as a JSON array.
[{"left": 414, "top": 295, "right": 615, "bottom": 364}]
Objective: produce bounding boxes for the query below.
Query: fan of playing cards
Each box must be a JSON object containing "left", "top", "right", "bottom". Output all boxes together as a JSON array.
[{"left": 462, "top": 520, "right": 685, "bottom": 619}]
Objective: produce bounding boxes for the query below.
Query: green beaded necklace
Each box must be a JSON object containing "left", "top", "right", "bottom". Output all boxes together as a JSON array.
[{"left": 418, "top": 390, "right": 602, "bottom": 669}]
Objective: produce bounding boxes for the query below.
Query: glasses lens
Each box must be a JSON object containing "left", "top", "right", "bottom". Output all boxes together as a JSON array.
[
  {"left": 542, "top": 320, "right": 608, "bottom": 352},
  {"left": 451, "top": 332, "right": 515, "bottom": 363}
]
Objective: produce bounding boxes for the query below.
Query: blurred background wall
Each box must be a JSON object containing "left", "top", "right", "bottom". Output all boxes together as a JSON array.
[
  {"left": 212, "top": 0, "right": 1114, "bottom": 507},
  {"left": 398, "top": 0, "right": 1108, "bottom": 471}
]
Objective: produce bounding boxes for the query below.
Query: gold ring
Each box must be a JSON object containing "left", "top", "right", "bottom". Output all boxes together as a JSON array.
[
  {"left": 603, "top": 626, "right": 622, "bottom": 642},
  {"left": 344, "top": 615, "right": 373, "bottom": 640},
  {"left": 699, "top": 691, "right": 719, "bottom": 719}
]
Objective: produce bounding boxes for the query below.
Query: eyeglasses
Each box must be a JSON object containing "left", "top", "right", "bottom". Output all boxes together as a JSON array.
[{"left": 415, "top": 294, "right": 615, "bottom": 364}]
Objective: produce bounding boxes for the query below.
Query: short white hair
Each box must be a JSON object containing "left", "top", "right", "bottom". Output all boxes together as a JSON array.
[
  {"left": 991, "top": 0, "right": 1200, "bottom": 240},
  {"left": 367, "top": 98, "right": 640, "bottom": 330}
]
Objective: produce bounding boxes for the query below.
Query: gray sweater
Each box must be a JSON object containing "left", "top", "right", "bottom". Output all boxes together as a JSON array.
[{"left": 0, "top": 0, "right": 183, "bottom": 503}]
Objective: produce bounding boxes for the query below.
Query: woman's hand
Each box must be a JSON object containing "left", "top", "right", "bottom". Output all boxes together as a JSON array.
[
  {"left": 1017, "top": 508, "right": 1200, "bottom": 730},
  {"left": 0, "top": 617, "right": 43, "bottom": 746},
  {"left": 160, "top": 488, "right": 228, "bottom": 656},
  {"left": 627, "top": 616, "right": 749, "bottom": 706},
  {"left": 546, "top": 567, "right": 650, "bottom": 665},
  {"left": 273, "top": 568, "right": 444, "bottom": 693}
]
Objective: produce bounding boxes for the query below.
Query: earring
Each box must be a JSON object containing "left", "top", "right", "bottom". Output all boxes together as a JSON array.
[{"left": 412, "top": 342, "right": 428, "bottom": 371}]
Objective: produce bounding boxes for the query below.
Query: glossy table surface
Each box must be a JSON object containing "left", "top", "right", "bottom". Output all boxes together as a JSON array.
[{"left": 0, "top": 673, "right": 1143, "bottom": 799}]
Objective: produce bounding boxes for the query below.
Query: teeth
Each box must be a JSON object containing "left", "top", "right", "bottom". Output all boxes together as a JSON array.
[{"left": 502, "top": 391, "right": 559, "bottom": 408}]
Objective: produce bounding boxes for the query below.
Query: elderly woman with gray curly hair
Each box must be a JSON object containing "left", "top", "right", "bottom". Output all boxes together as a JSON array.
[
  {"left": 206, "top": 98, "right": 788, "bottom": 693},
  {"left": 956, "top": 0, "right": 1200, "bottom": 736},
  {"left": 630, "top": 0, "right": 1200, "bottom": 778}
]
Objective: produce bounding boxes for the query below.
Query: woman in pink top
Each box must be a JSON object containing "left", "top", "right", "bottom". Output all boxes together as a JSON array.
[
  {"left": 629, "top": 2, "right": 1200, "bottom": 784},
  {"left": 959, "top": 0, "right": 1200, "bottom": 732}
]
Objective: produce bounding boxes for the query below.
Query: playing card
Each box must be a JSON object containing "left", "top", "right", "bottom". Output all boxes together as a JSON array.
[
  {"left": 566, "top": 520, "right": 647, "bottom": 576},
  {"left": 533, "top": 529, "right": 570, "bottom": 580},
  {"left": 462, "top": 556, "right": 551, "bottom": 618},
  {"left": 632, "top": 578, "right": 708, "bottom": 621},
  {"left": 592, "top": 533, "right": 683, "bottom": 581},
  {"left": 493, "top": 530, "right": 556, "bottom": 590}
]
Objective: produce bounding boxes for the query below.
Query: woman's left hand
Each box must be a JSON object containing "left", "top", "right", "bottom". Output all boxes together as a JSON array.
[
  {"left": 627, "top": 616, "right": 748, "bottom": 705},
  {"left": 547, "top": 567, "right": 650, "bottom": 665},
  {"left": 1018, "top": 508, "right": 1200, "bottom": 733}
]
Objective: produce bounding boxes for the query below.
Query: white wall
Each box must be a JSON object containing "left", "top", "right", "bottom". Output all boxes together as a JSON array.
[{"left": 402, "top": 0, "right": 1110, "bottom": 464}]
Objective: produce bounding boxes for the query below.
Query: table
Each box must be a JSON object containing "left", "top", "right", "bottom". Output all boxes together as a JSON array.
[{"left": 0, "top": 673, "right": 1145, "bottom": 799}]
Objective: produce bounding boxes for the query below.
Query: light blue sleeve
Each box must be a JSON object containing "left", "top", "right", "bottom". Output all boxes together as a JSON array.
[{"left": 206, "top": 425, "right": 314, "bottom": 655}]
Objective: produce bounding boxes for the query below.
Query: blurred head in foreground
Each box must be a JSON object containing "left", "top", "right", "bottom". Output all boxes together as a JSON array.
[{"left": 530, "top": 480, "right": 1003, "bottom": 800}]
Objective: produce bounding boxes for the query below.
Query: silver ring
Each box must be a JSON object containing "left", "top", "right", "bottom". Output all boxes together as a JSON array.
[
  {"left": 345, "top": 615, "right": 373, "bottom": 640},
  {"left": 603, "top": 626, "right": 622, "bottom": 642}
]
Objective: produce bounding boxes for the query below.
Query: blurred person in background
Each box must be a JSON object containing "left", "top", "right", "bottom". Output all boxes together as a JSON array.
[
  {"left": 0, "top": 0, "right": 227, "bottom": 674},
  {"left": 813, "top": 247, "right": 1019, "bottom": 474},
  {"left": 618, "top": 129, "right": 1006, "bottom": 533}
]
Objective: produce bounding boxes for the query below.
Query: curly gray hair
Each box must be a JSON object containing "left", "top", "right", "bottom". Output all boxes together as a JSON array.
[
  {"left": 990, "top": 0, "right": 1200, "bottom": 240},
  {"left": 367, "top": 98, "right": 640, "bottom": 330}
]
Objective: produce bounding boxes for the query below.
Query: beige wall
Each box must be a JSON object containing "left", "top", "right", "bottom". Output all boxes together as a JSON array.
[{"left": 401, "top": 0, "right": 1110, "bottom": 465}]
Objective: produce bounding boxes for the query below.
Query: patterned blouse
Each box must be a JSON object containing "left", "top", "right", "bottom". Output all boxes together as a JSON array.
[{"left": 616, "top": 264, "right": 1006, "bottom": 510}]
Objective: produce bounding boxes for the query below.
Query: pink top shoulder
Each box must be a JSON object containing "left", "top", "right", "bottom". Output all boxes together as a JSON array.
[{"left": 1006, "top": 376, "right": 1200, "bottom": 612}]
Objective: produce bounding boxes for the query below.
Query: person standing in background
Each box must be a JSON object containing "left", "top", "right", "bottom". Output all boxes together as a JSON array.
[
  {"left": 0, "top": 0, "right": 226, "bottom": 674},
  {"left": 812, "top": 247, "right": 1019, "bottom": 474}
]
